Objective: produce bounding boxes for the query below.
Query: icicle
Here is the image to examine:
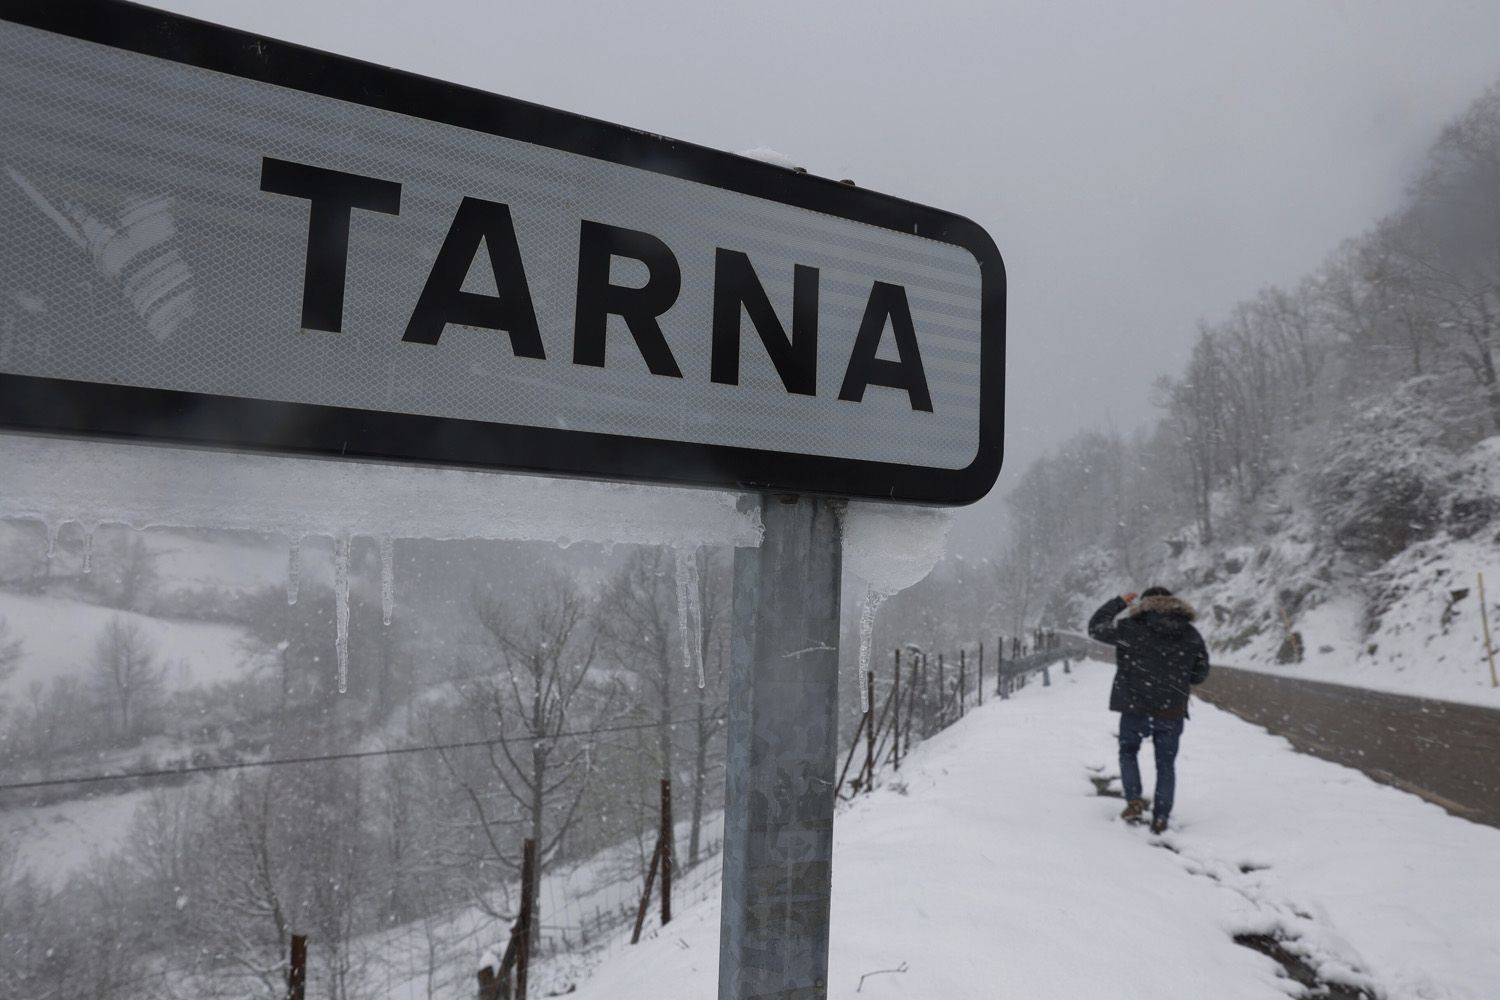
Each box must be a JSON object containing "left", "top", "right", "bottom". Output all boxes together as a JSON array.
[
  {"left": 690, "top": 563, "right": 704, "bottom": 689},
  {"left": 286, "top": 536, "right": 301, "bottom": 606},
  {"left": 856, "top": 584, "right": 886, "bottom": 713},
  {"left": 82, "top": 526, "right": 94, "bottom": 575},
  {"left": 380, "top": 535, "right": 394, "bottom": 626},
  {"left": 675, "top": 547, "right": 705, "bottom": 689},
  {"left": 43, "top": 520, "right": 57, "bottom": 560},
  {"left": 335, "top": 532, "right": 350, "bottom": 694}
]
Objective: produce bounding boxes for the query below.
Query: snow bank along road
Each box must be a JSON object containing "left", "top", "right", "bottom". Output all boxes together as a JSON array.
[
  {"left": 1195, "top": 667, "right": 1500, "bottom": 829},
  {"left": 575, "top": 663, "right": 1499, "bottom": 1000}
]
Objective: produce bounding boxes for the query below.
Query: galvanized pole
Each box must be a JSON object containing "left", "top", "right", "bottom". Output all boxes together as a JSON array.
[{"left": 719, "top": 495, "right": 842, "bottom": 1000}]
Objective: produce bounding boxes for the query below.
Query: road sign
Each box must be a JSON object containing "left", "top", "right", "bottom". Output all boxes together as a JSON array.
[{"left": 0, "top": 1, "right": 1004, "bottom": 504}]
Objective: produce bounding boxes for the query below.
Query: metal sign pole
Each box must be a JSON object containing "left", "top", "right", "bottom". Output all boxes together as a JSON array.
[{"left": 719, "top": 495, "right": 843, "bottom": 1000}]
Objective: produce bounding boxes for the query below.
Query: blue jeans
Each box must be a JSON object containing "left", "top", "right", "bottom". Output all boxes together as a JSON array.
[{"left": 1118, "top": 713, "right": 1184, "bottom": 820}]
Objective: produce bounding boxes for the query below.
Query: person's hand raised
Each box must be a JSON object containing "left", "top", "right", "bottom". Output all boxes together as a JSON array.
[{"left": 1122, "top": 591, "right": 1139, "bottom": 604}]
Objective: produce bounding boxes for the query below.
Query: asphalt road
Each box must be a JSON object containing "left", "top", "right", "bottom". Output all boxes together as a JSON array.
[
  {"left": 1057, "top": 632, "right": 1500, "bottom": 828},
  {"left": 1193, "top": 666, "right": 1500, "bottom": 829}
]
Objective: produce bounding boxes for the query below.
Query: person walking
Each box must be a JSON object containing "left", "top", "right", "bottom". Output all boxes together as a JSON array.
[{"left": 1088, "top": 587, "right": 1210, "bottom": 834}]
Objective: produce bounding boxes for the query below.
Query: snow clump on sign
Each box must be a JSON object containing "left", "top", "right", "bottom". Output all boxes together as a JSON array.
[
  {"left": 737, "top": 147, "right": 801, "bottom": 170},
  {"left": 842, "top": 502, "right": 952, "bottom": 708},
  {"left": 842, "top": 501, "right": 952, "bottom": 599}
]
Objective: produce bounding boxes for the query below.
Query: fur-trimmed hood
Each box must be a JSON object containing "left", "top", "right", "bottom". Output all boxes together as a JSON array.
[{"left": 1129, "top": 595, "right": 1197, "bottom": 622}]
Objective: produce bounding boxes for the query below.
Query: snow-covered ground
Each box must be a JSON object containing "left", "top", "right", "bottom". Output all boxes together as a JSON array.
[
  {"left": 147, "top": 529, "right": 330, "bottom": 595},
  {"left": 1, "top": 786, "right": 159, "bottom": 885},
  {"left": 1237, "top": 579, "right": 1500, "bottom": 708},
  {"left": 573, "top": 663, "right": 1500, "bottom": 1000},
  {"left": 0, "top": 590, "right": 251, "bottom": 695},
  {"left": 359, "top": 809, "right": 729, "bottom": 999}
]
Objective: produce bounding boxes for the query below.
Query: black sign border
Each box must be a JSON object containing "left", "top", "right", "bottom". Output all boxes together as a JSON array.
[{"left": 0, "top": 0, "right": 1005, "bottom": 506}]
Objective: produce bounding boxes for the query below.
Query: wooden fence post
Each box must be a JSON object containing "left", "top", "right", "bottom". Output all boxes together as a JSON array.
[
  {"left": 1480, "top": 573, "right": 1499, "bottom": 688},
  {"left": 516, "top": 838, "right": 535, "bottom": 1000},
  {"left": 892, "top": 648, "right": 902, "bottom": 771},
  {"left": 286, "top": 934, "right": 307, "bottom": 1000},
  {"left": 478, "top": 961, "right": 503, "bottom": 1000},
  {"left": 912, "top": 653, "right": 924, "bottom": 740},
  {"left": 836, "top": 710, "right": 870, "bottom": 796},
  {"left": 631, "top": 841, "right": 662, "bottom": 945},
  {"left": 864, "top": 671, "right": 875, "bottom": 791},
  {"left": 484, "top": 906, "right": 527, "bottom": 999},
  {"left": 958, "top": 649, "right": 966, "bottom": 719},
  {"left": 865, "top": 686, "right": 900, "bottom": 785},
  {"left": 977, "top": 641, "right": 984, "bottom": 707},
  {"left": 997, "top": 636, "right": 1008, "bottom": 700},
  {"left": 903, "top": 651, "right": 919, "bottom": 758},
  {"left": 937, "top": 653, "right": 946, "bottom": 727},
  {"left": 660, "top": 778, "right": 673, "bottom": 926}
]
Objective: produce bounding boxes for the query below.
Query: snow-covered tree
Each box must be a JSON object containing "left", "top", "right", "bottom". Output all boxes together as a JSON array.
[{"left": 91, "top": 616, "right": 163, "bottom": 738}]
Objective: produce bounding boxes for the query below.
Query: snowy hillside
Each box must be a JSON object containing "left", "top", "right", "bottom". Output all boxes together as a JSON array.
[
  {"left": 1163, "top": 527, "right": 1500, "bottom": 708},
  {"left": 1012, "top": 424, "right": 1500, "bottom": 710},
  {"left": 0, "top": 523, "right": 302, "bottom": 690},
  {"left": 0, "top": 590, "right": 250, "bottom": 695},
  {"left": 571, "top": 664, "right": 1500, "bottom": 1000},
  {"left": 2, "top": 787, "right": 159, "bottom": 886},
  {"left": 985, "top": 84, "right": 1500, "bottom": 711},
  {"left": 1078, "top": 437, "right": 1500, "bottom": 709}
]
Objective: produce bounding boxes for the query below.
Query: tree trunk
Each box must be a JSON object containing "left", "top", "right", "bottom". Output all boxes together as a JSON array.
[
  {"left": 688, "top": 689, "right": 708, "bottom": 865},
  {"left": 1482, "top": 358, "right": 1500, "bottom": 434},
  {"left": 1198, "top": 457, "right": 1214, "bottom": 546},
  {"left": 1408, "top": 319, "right": 1424, "bottom": 377},
  {"left": 530, "top": 663, "right": 546, "bottom": 950},
  {"left": 657, "top": 646, "right": 675, "bottom": 868},
  {"left": 530, "top": 744, "right": 545, "bottom": 950},
  {"left": 688, "top": 612, "right": 719, "bottom": 868}
]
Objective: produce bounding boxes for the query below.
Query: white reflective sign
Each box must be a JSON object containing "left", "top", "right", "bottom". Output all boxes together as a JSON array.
[{"left": 0, "top": 2, "right": 1004, "bottom": 504}]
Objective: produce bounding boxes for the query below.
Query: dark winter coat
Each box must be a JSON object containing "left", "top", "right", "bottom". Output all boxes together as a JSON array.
[{"left": 1087, "top": 595, "right": 1211, "bottom": 721}]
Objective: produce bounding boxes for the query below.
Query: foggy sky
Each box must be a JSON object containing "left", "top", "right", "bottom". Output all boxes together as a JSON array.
[{"left": 154, "top": 0, "right": 1500, "bottom": 541}]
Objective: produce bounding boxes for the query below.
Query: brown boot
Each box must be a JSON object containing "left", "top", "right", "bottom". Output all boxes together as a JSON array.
[
  {"left": 1149, "top": 816, "right": 1168, "bottom": 835},
  {"left": 1120, "top": 798, "right": 1148, "bottom": 823}
]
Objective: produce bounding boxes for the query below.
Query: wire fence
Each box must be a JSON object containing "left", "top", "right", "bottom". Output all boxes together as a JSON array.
[
  {"left": 0, "top": 712, "right": 727, "bottom": 797},
  {"left": 837, "top": 635, "right": 1073, "bottom": 800}
]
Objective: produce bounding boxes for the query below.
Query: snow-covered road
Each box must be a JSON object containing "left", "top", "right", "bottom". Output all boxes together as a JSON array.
[{"left": 570, "top": 662, "right": 1500, "bottom": 1000}]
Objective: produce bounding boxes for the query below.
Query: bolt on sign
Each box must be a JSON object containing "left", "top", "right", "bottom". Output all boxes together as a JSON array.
[{"left": 0, "top": 1, "right": 1005, "bottom": 505}]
